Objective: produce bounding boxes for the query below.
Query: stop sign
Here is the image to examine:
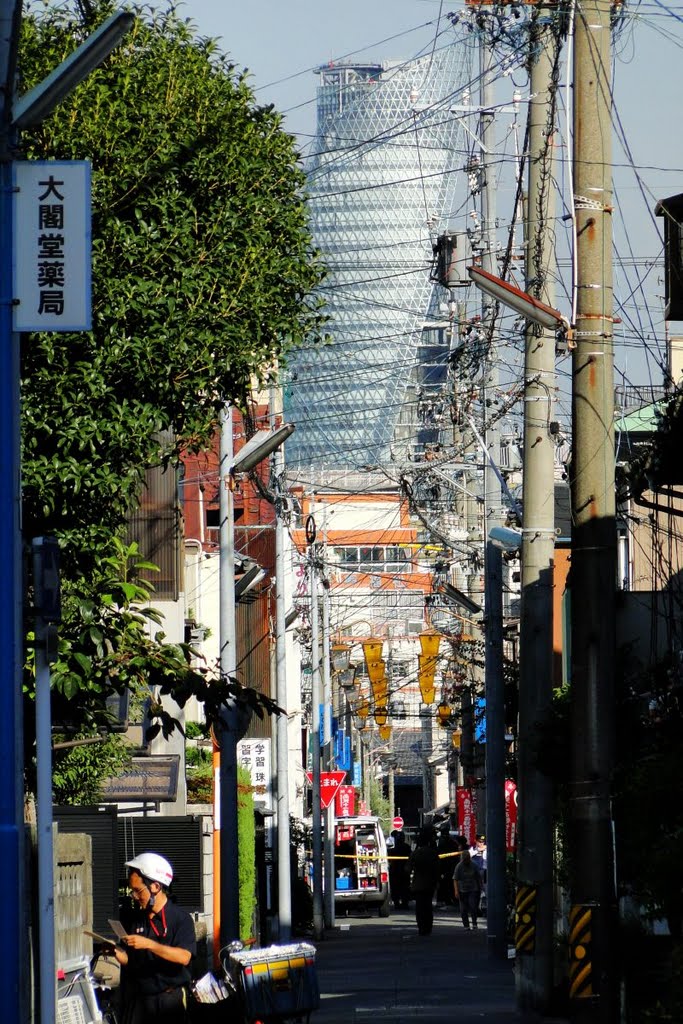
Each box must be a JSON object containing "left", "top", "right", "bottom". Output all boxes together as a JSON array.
[{"left": 392, "top": 816, "right": 404, "bottom": 830}]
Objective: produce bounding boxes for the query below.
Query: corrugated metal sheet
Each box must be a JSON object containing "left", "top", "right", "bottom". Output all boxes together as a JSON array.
[
  {"left": 118, "top": 815, "right": 203, "bottom": 912},
  {"left": 127, "top": 460, "right": 182, "bottom": 601},
  {"left": 54, "top": 805, "right": 118, "bottom": 936},
  {"left": 236, "top": 589, "right": 273, "bottom": 740}
]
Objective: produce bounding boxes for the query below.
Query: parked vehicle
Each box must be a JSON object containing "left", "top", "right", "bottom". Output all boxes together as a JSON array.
[{"left": 333, "top": 816, "right": 391, "bottom": 916}]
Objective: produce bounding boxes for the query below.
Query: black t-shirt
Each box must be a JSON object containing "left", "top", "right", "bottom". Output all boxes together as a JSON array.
[{"left": 122, "top": 899, "right": 196, "bottom": 995}]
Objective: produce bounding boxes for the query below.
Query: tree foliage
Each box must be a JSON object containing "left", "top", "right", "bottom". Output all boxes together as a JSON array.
[
  {"left": 51, "top": 733, "right": 134, "bottom": 805},
  {"left": 18, "top": 0, "right": 326, "bottom": 568},
  {"left": 25, "top": 540, "right": 281, "bottom": 792},
  {"left": 16, "top": 1, "right": 323, "bottom": 752}
]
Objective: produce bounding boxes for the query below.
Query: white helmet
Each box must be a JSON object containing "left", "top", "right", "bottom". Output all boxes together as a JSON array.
[{"left": 125, "top": 851, "right": 174, "bottom": 887}]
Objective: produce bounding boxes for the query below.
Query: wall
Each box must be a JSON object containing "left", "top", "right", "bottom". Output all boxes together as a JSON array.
[{"left": 54, "top": 831, "right": 93, "bottom": 967}]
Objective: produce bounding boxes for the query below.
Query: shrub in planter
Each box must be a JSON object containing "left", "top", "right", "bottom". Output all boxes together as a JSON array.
[{"left": 237, "top": 767, "right": 256, "bottom": 942}]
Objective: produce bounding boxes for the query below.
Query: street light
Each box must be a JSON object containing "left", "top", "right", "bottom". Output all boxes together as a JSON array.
[
  {"left": 12, "top": 12, "right": 136, "bottom": 129},
  {"left": 216, "top": 407, "right": 294, "bottom": 948},
  {"left": 488, "top": 525, "right": 523, "bottom": 552},
  {"left": 467, "top": 265, "right": 570, "bottom": 333}
]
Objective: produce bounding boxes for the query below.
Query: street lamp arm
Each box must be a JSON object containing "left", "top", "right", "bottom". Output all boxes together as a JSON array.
[
  {"left": 232, "top": 423, "right": 295, "bottom": 474},
  {"left": 12, "top": 11, "right": 136, "bottom": 130}
]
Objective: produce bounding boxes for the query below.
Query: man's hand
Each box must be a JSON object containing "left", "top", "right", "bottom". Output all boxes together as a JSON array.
[{"left": 124, "top": 934, "right": 155, "bottom": 951}]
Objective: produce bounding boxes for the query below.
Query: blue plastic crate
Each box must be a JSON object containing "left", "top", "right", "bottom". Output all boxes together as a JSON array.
[
  {"left": 229, "top": 942, "right": 319, "bottom": 1021},
  {"left": 335, "top": 876, "right": 351, "bottom": 890}
]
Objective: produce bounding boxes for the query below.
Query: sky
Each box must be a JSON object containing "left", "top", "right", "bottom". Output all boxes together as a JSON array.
[
  {"left": 183, "top": 0, "right": 446, "bottom": 144},
  {"left": 161, "top": 1, "right": 683, "bottom": 405}
]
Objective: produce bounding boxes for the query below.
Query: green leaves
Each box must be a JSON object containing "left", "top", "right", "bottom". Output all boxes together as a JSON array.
[
  {"left": 19, "top": 0, "right": 326, "bottom": 572},
  {"left": 19, "top": 1, "right": 314, "bottom": 763}
]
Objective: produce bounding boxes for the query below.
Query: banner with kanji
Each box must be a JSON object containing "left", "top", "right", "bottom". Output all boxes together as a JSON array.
[
  {"left": 457, "top": 787, "right": 476, "bottom": 845},
  {"left": 505, "top": 779, "right": 518, "bottom": 852},
  {"left": 335, "top": 784, "right": 356, "bottom": 817}
]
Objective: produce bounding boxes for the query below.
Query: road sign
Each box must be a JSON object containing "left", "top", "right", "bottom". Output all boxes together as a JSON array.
[
  {"left": 306, "top": 770, "right": 346, "bottom": 809},
  {"left": 392, "top": 816, "right": 404, "bottom": 831}
]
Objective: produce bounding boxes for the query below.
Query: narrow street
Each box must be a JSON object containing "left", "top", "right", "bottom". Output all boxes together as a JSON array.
[{"left": 312, "top": 906, "right": 523, "bottom": 1023}]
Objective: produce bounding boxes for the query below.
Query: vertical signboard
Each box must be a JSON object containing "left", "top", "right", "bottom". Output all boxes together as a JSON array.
[
  {"left": 335, "top": 785, "right": 356, "bottom": 818},
  {"left": 457, "top": 787, "right": 477, "bottom": 845},
  {"left": 505, "top": 779, "right": 518, "bottom": 852},
  {"left": 238, "top": 738, "right": 272, "bottom": 801},
  {"left": 13, "top": 161, "right": 91, "bottom": 332}
]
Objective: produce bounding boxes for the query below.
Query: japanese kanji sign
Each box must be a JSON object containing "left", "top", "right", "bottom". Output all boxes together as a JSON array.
[
  {"left": 335, "top": 784, "right": 356, "bottom": 817},
  {"left": 13, "top": 160, "right": 91, "bottom": 332},
  {"left": 306, "top": 770, "right": 346, "bottom": 810},
  {"left": 238, "top": 738, "right": 272, "bottom": 799}
]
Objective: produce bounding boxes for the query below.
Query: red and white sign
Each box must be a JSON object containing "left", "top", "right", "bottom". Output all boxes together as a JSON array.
[
  {"left": 306, "top": 770, "right": 346, "bottom": 809},
  {"left": 392, "top": 816, "right": 404, "bottom": 831},
  {"left": 457, "top": 788, "right": 477, "bottom": 846},
  {"left": 335, "top": 784, "right": 356, "bottom": 817},
  {"left": 505, "top": 779, "right": 518, "bottom": 852}
]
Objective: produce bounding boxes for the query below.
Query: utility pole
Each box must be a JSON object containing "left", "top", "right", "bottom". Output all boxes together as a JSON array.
[
  {"left": 322, "top": 571, "right": 335, "bottom": 929},
  {"left": 0, "top": 8, "right": 23, "bottom": 1014},
  {"left": 569, "top": 1, "right": 618, "bottom": 1019},
  {"left": 271, "top": 384, "right": 292, "bottom": 942},
  {"left": 478, "top": 12, "right": 507, "bottom": 962},
  {"left": 308, "top": 520, "right": 324, "bottom": 939},
  {"left": 516, "top": 9, "right": 560, "bottom": 1012},
  {"left": 218, "top": 405, "right": 241, "bottom": 945}
]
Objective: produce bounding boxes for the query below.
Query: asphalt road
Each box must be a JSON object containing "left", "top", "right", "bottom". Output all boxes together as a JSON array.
[{"left": 311, "top": 904, "right": 522, "bottom": 1023}]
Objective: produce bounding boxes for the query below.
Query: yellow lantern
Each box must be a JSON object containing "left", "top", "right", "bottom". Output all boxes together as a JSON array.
[
  {"left": 357, "top": 698, "right": 370, "bottom": 720},
  {"left": 378, "top": 723, "right": 392, "bottom": 742},
  {"left": 419, "top": 631, "right": 441, "bottom": 659},
  {"left": 371, "top": 678, "right": 388, "bottom": 704},
  {"left": 418, "top": 652, "right": 436, "bottom": 704},
  {"left": 437, "top": 701, "right": 451, "bottom": 726},
  {"left": 374, "top": 705, "right": 388, "bottom": 726},
  {"left": 366, "top": 659, "right": 386, "bottom": 683},
  {"left": 452, "top": 730, "right": 462, "bottom": 749},
  {"left": 363, "top": 640, "right": 383, "bottom": 665}
]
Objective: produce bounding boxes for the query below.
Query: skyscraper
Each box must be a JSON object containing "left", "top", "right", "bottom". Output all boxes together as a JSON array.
[{"left": 285, "top": 33, "right": 473, "bottom": 471}]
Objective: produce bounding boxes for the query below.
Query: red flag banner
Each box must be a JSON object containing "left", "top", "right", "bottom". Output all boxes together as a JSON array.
[
  {"left": 505, "top": 779, "right": 518, "bottom": 852},
  {"left": 457, "top": 788, "right": 477, "bottom": 845},
  {"left": 335, "top": 784, "right": 356, "bottom": 817}
]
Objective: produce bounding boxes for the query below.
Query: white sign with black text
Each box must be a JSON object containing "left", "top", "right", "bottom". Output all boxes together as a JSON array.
[
  {"left": 237, "top": 738, "right": 273, "bottom": 851},
  {"left": 13, "top": 160, "right": 91, "bottom": 332}
]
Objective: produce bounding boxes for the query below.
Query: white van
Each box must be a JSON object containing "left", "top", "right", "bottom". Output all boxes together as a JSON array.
[{"left": 333, "top": 816, "right": 391, "bottom": 916}]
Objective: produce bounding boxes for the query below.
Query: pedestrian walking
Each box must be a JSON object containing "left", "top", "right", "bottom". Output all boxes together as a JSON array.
[
  {"left": 408, "top": 826, "right": 441, "bottom": 935},
  {"left": 108, "top": 851, "right": 196, "bottom": 1023},
  {"left": 388, "top": 829, "right": 412, "bottom": 909},
  {"left": 436, "top": 825, "right": 458, "bottom": 906},
  {"left": 453, "top": 849, "right": 483, "bottom": 930}
]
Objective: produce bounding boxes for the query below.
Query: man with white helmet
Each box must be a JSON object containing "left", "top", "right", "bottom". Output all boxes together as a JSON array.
[{"left": 108, "top": 851, "right": 196, "bottom": 1023}]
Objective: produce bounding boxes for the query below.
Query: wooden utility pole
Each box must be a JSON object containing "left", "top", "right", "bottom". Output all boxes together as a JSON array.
[
  {"left": 516, "top": 10, "right": 560, "bottom": 1012},
  {"left": 569, "top": 0, "right": 618, "bottom": 1018}
]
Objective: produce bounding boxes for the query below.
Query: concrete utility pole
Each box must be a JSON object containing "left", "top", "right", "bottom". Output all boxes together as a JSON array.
[
  {"left": 322, "top": 576, "right": 336, "bottom": 929},
  {"left": 271, "top": 386, "right": 292, "bottom": 942},
  {"left": 218, "top": 405, "right": 241, "bottom": 945},
  {"left": 308, "top": 528, "right": 324, "bottom": 940},
  {"left": 569, "top": 1, "right": 618, "bottom": 1018},
  {"left": 478, "top": 14, "right": 507, "bottom": 963},
  {"left": 516, "top": 10, "right": 560, "bottom": 1012}
]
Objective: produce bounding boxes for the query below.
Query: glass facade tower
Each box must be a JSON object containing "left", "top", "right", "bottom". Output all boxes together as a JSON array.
[{"left": 285, "top": 35, "right": 473, "bottom": 470}]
